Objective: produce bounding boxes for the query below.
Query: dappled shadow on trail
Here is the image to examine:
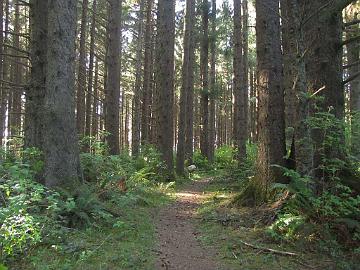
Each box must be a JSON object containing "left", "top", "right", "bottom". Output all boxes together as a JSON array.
[{"left": 154, "top": 179, "right": 223, "bottom": 270}]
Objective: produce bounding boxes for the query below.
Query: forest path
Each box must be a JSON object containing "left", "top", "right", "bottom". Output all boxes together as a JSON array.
[{"left": 154, "top": 178, "right": 223, "bottom": 270}]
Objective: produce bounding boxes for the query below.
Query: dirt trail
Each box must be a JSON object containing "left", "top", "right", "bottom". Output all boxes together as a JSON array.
[{"left": 154, "top": 178, "right": 223, "bottom": 270}]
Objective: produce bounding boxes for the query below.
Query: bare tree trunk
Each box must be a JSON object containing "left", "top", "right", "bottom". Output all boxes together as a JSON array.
[
  {"left": 132, "top": 0, "right": 145, "bottom": 157},
  {"left": 91, "top": 59, "right": 99, "bottom": 141},
  {"left": 154, "top": 0, "right": 175, "bottom": 175},
  {"left": 194, "top": 93, "right": 200, "bottom": 150},
  {"left": 346, "top": 11, "right": 360, "bottom": 157},
  {"left": 25, "top": 0, "right": 48, "bottom": 151},
  {"left": 249, "top": 67, "right": 256, "bottom": 143},
  {"left": 140, "top": 0, "right": 154, "bottom": 146},
  {"left": 184, "top": 24, "right": 195, "bottom": 162},
  {"left": 0, "top": 0, "right": 5, "bottom": 144},
  {"left": 120, "top": 90, "right": 125, "bottom": 149},
  {"left": 255, "top": 0, "right": 286, "bottom": 196},
  {"left": 0, "top": 0, "right": 10, "bottom": 146},
  {"left": 208, "top": 0, "right": 216, "bottom": 162},
  {"left": 303, "top": 0, "right": 348, "bottom": 180},
  {"left": 44, "top": 0, "right": 82, "bottom": 188},
  {"left": 105, "top": 0, "right": 122, "bottom": 155},
  {"left": 282, "top": 0, "right": 313, "bottom": 176},
  {"left": 242, "top": 0, "right": 249, "bottom": 147},
  {"left": 177, "top": 0, "right": 196, "bottom": 174},
  {"left": 233, "top": 0, "right": 247, "bottom": 161},
  {"left": 76, "top": 0, "right": 88, "bottom": 137},
  {"left": 85, "top": 0, "right": 97, "bottom": 141},
  {"left": 200, "top": 0, "right": 209, "bottom": 159},
  {"left": 125, "top": 95, "right": 130, "bottom": 150},
  {"left": 10, "top": 1, "right": 23, "bottom": 138}
]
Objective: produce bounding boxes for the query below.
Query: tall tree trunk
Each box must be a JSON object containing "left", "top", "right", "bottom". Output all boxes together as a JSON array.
[
  {"left": 177, "top": 0, "right": 195, "bottom": 175},
  {"left": 233, "top": 0, "right": 247, "bottom": 161},
  {"left": 105, "top": 0, "right": 122, "bottom": 155},
  {"left": 282, "top": 0, "right": 313, "bottom": 176},
  {"left": 208, "top": 0, "right": 216, "bottom": 162},
  {"left": 255, "top": 0, "right": 286, "bottom": 196},
  {"left": 85, "top": 0, "right": 97, "bottom": 140},
  {"left": 184, "top": 20, "right": 195, "bottom": 162},
  {"left": 154, "top": 0, "right": 175, "bottom": 175},
  {"left": 346, "top": 11, "right": 360, "bottom": 157},
  {"left": 76, "top": 0, "right": 88, "bottom": 137},
  {"left": 10, "top": 1, "right": 23, "bottom": 138},
  {"left": 124, "top": 95, "right": 130, "bottom": 150},
  {"left": 249, "top": 67, "right": 256, "bottom": 143},
  {"left": 44, "top": 0, "right": 82, "bottom": 188},
  {"left": 200, "top": 0, "right": 209, "bottom": 159},
  {"left": 0, "top": 0, "right": 5, "bottom": 144},
  {"left": 91, "top": 59, "right": 99, "bottom": 141},
  {"left": 194, "top": 92, "right": 200, "bottom": 150},
  {"left": 242, "top": 0, "right": 249, "bottom": 148},
  {"left": 140, "top": 0, "right": 154, "bottom": 146},
  {"left": 132, "top": 0, "right": 145, "bottom": 157},
  {"left": 1, "top": 0, "right": 10, "bottom": 146},
  {"left": 303, "top": 0, "right": 350, "bottom": 180},
  {"left": 25, "top": 0, "right": 48, "bottom": 151}
]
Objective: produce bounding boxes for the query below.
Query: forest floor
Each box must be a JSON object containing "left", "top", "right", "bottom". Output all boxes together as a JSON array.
[
  {"left": 154, "top": 178, "right": 222, "bottom": 270},
  {"left": 6, "top": 173, "right": 358, "bottom": 269},
  {"left": 153, "top": 173, "right": 357, "bottom": 270}
]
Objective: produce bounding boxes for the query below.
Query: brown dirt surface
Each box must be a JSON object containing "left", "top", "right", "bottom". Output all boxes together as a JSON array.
[{"left": 154, "top": 178, "right": 226, "bottom": 270}]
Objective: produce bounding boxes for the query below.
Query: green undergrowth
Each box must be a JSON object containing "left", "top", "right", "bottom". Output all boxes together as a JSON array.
[
  {"left": 197, "top": 175, "right": 360, "bottom": 270},
  {"left": 10, "top": 205, "right": 159, "bottom": 270},
  {"left": 0, "top": 144, "right": 174, "bottom": 270}
]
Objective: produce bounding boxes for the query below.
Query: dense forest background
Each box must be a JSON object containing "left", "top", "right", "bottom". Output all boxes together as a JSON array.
[{"left": 0, "top": 0, "right": 359, "bottom": 269}]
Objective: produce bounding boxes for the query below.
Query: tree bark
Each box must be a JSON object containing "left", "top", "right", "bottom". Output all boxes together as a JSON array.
[
  {"left": 346, "top": 11, "right": 360, "bottom": 157},
  {"left": 255, "top": 0, "right": 286, "bottom": 195},
  {"left": 85, "top": 0, "right": 97, "bottom": 140},
  {"left": 208, "top": 0, "right": 216, "bottom": 163},
  {"left": 242, "top": 0, "right": 249, "bottom": 148},
  {"left": 184, "top": 6, "right": 196, "bottom": 162},
  {"left": 25, "top": 0, "right": 48, "bottom": 151},
  {"left": 76, "top": 0, "right": 88, "bottom": 137},
  {"left": 132, "top": 0, "right": 145, "bottom": 157},
  {"left": 282, "top": 0, "right": 313, "bottom": 176},
  {"left": 0, "top": 0, "right": 5, "bottom": 144},
  {"left": 44, "top": 0, "right": 82, "bottom": 188},
  {"left": 91, "top": 59, "right": 99, "bottom": 141},
  {"left": 10, "top": 0, "right": 23, "bottom": 138},
  {"left": 154, "top": 0, "right": 175, "bottom": 175},
  {"left": 140, "top": 0, "right": 154, "bottom": 146},
  {"left": 105, "top": 0, "right": 122, "bottom": 155},
  {"left": 233, "top": 0, "right": 247, "bottom": 161},
  {"left": 200, "top": 0, "right": 209, "bottom": 159},
  {"left": 177, "top": 0, "right": 196, "bottom": 175},
  {"left": 303, "top": 0, "right": 347, "bottom": 179}
]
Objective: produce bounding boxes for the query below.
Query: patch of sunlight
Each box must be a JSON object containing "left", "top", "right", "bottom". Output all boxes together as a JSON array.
[{"left": 175, "top": 192, "right": 198, "bottom": 197}]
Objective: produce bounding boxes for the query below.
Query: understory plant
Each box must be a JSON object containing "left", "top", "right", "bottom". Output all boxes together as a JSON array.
[
  {"left": 0, "top": 142, "right": 171, "bottom": 265},
  {"left": 268, "top": 111, "right": 360, "bottom": 253}
]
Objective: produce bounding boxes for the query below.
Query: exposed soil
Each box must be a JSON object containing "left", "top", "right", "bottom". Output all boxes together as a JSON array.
[{"left": 154, "top": 178, "right": 224, "bottom": 270}]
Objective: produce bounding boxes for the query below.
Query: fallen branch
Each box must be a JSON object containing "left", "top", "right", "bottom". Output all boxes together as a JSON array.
[
  {"left": 238, "top": 239, "right": 298, "bottom": 257},
  {"left": 341, "top": 35, "right": 360, "bottom": 47},
  {"left": 343, "top": 71, "right": 360, "bottom": 85},
  {"left": 344, "top": 19, "right": 360, "bottom": 27}
]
